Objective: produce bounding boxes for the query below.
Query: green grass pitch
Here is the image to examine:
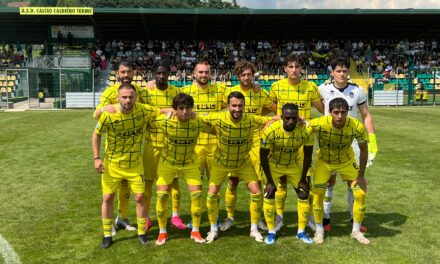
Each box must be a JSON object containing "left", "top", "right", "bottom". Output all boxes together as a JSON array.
[{"left": 0, "top": 107, "right": 439, "bottom": 263}]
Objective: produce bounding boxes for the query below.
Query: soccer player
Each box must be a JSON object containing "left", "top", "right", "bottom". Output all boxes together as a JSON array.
[
  {"left": 154, "top": 93, "right": 214, "bottom": 246},
  {"left": 318, "top": 57, "right": 378, "bottom": 232},
  {"left": 220, "top": 60, "right": 276, "bottom": 231},
  {"left": 260, "top": 103, "right": 314, "bottom": 245},
  {"left": 143, "top": 62, "right": 185, "bottom": 230},
  {"left": 93, "top": 61, "right": 148, "bottom": 233},
  {"left": 181, "top": 61, "right": 225, "bottom": 180},
  {"left": 92, "top": 83, "right": 169, "bottom": 249},
  {"left": 310, "top": 97, "right": 370, "bottom": 245},
  {"left": 202, "top": 91, "right": 277, "bottom": 243},
  {"left": 268, "top": 54, "right": 324, "bottom": 231}
]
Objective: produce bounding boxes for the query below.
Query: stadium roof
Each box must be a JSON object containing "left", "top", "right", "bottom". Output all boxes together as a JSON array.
[{"left": 1, "top": 7, "right": 440, "bottom": 42}]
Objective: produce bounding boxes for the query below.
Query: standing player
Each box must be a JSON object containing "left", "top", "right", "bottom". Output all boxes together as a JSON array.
[
  {"left": 153, "top": 93, "right": 214, "bottom": 245},
  {"left": 260, "top": 103, "right": 314, "bottom": 245},
  {"left": 202, "top": 92, "right": 277, "bottom": 243},
  {"left": 310, "top": 98, "right": 370, "bottom": 245},
  {"left": 94, "top": 61, "right": 148, "bottom": 233},
  {"left": 268, "top": 55, "right": 324, "bottom": 230},
  {"left": 143, "top": 62, "right": 185, "bottom": 230},
  {"left": 220, "top": 60, "right": 276, "bottom": 231},
  {"left": 318, "top": 57, "right": 378, "bottom": 232},
  {"left": 182, "top": 61, "right": 225, "bottom": 179},
  {"left": 92, "top": 83, "right": 169, "bottom": 248}
]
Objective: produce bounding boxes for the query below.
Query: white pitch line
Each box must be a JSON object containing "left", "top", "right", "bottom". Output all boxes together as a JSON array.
[{"left": 0, "top": 234, "right": 21, "bottom": 264}]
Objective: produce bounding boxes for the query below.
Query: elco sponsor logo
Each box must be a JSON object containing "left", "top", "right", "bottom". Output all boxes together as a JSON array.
[{"left": 195, "top": 104, "right": 216, "bottom": 110}]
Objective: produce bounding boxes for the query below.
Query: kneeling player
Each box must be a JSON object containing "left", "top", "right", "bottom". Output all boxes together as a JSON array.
[
  {"left": 310, "top": 98, "right": 370, "bottom": 245},
  {"left": 260, "top": 103, "right": 314, "bottom": 244}
]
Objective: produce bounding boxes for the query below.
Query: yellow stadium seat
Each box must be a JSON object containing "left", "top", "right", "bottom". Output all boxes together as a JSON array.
[
  {"left": 7, "top": 87, "right": 12, "bottom": 93},
  {"left": 108, "top": 81, "right": 115, "bottom": 86},
  {"left": 0, "top": 76, "right": 5, "bottom": 81},
  {"left": 398, "top": 74, "right": 404, "bottom": 79},
  {"left": 7, "top": 81, "right": 14, "bottom": 87},
  {"left": 0, "top": 87, "right": 6, "bottom": 93},
  {"left": 110, "top": 70, "right": 116, "bottom": 75},
  {"left": 226, "top": 81, "right": 232, "bottom": 86},
  {"left": 413, "top": 79, "right": 418, "bottom": 84},
  {"left": 263, "top": 75, "right": 269, "bottom": 81},
  {"left": 430, "top": 79, "right": 434, "bottom": 84},
  {"left": 268, "top": 75, "right": 275, "bottom": 80},
  {"left": 312, "top": 74, "right": 318, "bottom": 80},
  {"left": 307, "top": 74, "right": 313, "bottom": 80},
  {"left": 141, "top": 81, "right": 147, "bottom": 87},
  {"left": 109, "top": 75, "right": 116, "bottom": 81},
  {"left": 136, "top": 81, "right": 142, "bottom": 86},
  {"left": 279, "top": 75, "right": 285, "bottom": 79}
]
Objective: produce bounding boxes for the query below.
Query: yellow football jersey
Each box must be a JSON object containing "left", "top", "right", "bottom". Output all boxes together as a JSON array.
[
  {"left": 223, "top": 85, "right": 273, "bottom": 115},
  {"left": 182, "top": 83, "right": 225, "bottom": 145},
  {"left": 95, "top": 82, "right": 149, "bottom": 116},
  {"left": 260, "top": 120, "right": 314, "bottom": 166},
  {"left": 310, "top": 116, "right": 367, "bottom": 164},
  {"left": 152, "top": 115, "right": 213, "bottom": 166},
  {"left": 203, "top": 112, "right": 271, "bottom": 168},
  {"left": 95, "top": 103, "right": 159, "bottom": 168},
  {"left": 269, "top": 79, "right": 320, "bottom": 119},
  {"left": 146, "top": 85, "right": 180, "bottom": 147}
]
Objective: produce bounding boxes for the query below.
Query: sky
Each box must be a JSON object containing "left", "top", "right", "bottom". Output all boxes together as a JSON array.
[{"left": 235, "top": 0, "right": 440, "bottom": 9}]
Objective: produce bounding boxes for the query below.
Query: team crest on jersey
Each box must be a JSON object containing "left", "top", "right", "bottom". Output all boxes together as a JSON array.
[{"left": 349, "top": 92, "right": 354, "bottom": 98}]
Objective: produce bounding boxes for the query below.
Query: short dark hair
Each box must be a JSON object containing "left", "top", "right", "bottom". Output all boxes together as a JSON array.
[
  {"left": 329, "top": 97, "right": 349, "bottom": 112},
  {"left": 227, "top": 91, "right": 245, "bottom": 104},
  {"left": 154, "top": 61, "right": 170, "bottom": 72},
  {"left": 281, "top": 103, "right": 299, "bottom": 114},
  {"left": 283, "top": 54, "right": 303, "bottom": 67},
  {"left": 331, "top": 57, "right": 350, "bottom": 70},
  {"left": 116, "top": 61, "right": 133, "bottom": 71},
  {"left": 118, "top": 82, "right": 136, "bottom": 92},
  {"left": 172, "top": 93, "right": 194, "bottom": 110}
]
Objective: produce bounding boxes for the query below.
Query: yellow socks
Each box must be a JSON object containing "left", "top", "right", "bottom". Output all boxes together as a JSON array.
[
  {"left": 297, "top": 199, "right": 310, "bottom": 231},
  {"left": 225, "top": 184, "right": 237, "bottom": 219},
  {"left": 156, "top": 191, "right": 169, "bottom": 229},
  {"left": 206, "top": 193, "right": 219, "bottom": 225},
  {"left": 263, "top": 198, "right": 276, "bottom": 231},
  {"left": 102, "top": 218, "right": 113, "bottom": 237},
  {"left": 352, "top": 185, "right": 366, "bottom": 223},
  {"left": 249, "top": 193, "right": 262, "bottom": 225},
  {"left": 171, "top": 180, "right": 181, "bottom": 215},
  {"left": 275, "top": 183, "right": 287, "bottom": 216},
  {"left": 190, "top": 190, "right": 203, "bottom": 229},
  {"left": 137, "top": 217, "right": 146, "bottom": 235}
]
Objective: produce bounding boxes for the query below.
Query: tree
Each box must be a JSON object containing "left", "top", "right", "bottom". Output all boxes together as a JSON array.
[{"left": 57, "top": 0, "right": 81, "bottom": 6}]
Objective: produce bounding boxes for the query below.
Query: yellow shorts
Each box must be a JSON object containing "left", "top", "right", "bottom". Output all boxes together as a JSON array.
[
  {"left": 209, "top": 160, "right": 258, "bottom": 186},
  {"left": 195, "top": 144, "right": 216, "bottom": 177},
  {"left": 156, "top": 159, "right": 202, "bottom": 186},
  {"left": 101, "top": 159, "right": 145, "bottom": 195},
  {"left": 312, "top": 158, "right": 359, "bottom": 189},
  {"left": 143, "top": 141, "right": 162, "bottom": 181},
  {"left": 269, "top": 161, "right": 303, "bottom": 188}
]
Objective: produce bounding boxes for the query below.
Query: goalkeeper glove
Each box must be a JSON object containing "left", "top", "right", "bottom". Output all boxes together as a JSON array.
[{"left": 368, "top": 133, "right": 378, "bottom": 160}]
